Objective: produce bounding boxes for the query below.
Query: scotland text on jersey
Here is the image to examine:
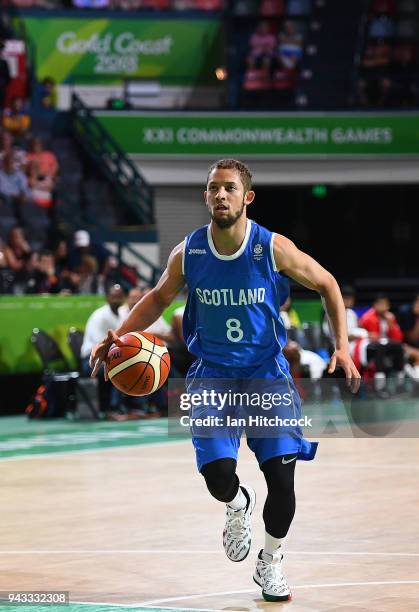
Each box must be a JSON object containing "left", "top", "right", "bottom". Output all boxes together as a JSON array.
[{"left": 196, "top": 287, "right": 266, "bottom": 307}]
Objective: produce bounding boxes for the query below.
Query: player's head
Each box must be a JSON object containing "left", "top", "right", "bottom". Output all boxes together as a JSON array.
[
  {"left": 373, "top": 292, "right": 390, "bottom": 315},
  {"left": 205, "top": 159, "right": 255, "bottom": 229},
  {"left": 106, "top": 284, "right": 125, "bottom": 314}
]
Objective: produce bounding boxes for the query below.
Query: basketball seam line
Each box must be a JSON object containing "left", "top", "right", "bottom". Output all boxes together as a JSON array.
[{"left": 127, "top": 335, "right": 156, "bottom": 393}]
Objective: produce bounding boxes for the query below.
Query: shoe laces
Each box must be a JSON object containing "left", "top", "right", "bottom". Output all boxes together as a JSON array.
[
  {"left": 260, "top": 553, "right": 287, "bottom": 588},
  {"left": 226, "top": 507, "right": 249, "bottom": 538}
]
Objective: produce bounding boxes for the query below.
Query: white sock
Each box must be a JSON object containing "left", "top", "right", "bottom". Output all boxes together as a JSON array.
[
  {"left": 227, "top": 486, "right": 247, "bottom": 511},
  {"left": 262, "top": 532, "right": 284, "bottom": 559}
]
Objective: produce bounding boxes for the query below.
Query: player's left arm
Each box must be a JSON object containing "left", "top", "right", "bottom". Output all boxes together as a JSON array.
[{"left": 273, "top": 234, "right": 361, "bottom": 393}]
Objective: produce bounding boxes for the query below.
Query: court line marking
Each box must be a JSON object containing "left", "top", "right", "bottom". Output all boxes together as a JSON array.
[
  {"left": 0, "top": 439, "right": 189, "bottom": 464},
  {"left": 138, "top": 580, "right": 419, "bottom": 606},
  {"left": 0, "top": 549, "right": 418, "bottom": 557},
  {"left": 72, "top": 603, "right": 221, "bottom": 611}
]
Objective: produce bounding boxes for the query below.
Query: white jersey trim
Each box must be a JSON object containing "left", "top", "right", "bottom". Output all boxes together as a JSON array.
[
  {"left": 207, "top": 219, "right": 252, "bottom": 261},
  {"left": 270, "top": 233, "right": 278, "bottom": 272},
  {"left": 182, "top": 239, "right": 186, "bottom": 276}
]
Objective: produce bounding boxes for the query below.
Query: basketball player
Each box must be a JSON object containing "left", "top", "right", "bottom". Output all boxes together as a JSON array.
[{"left": 90, "top": 159, "right": 361, "bottom": 602}]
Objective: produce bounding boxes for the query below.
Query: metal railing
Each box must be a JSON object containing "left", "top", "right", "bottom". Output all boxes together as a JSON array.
[{"left": 71, "top": 93, "right": 154, "bottom": 225}]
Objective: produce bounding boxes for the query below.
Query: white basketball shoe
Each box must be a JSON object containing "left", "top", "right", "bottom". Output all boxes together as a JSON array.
[
  {"left": 223, "top": 484, "right": 256, "bottom": 562},
  {"left": 253, "top": 549, "right": 292, "bottom": 602}
]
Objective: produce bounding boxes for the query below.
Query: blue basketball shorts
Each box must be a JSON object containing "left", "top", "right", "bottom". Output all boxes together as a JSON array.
[{"left": 186, "top": 355, "right": 318, "bottom": 472}]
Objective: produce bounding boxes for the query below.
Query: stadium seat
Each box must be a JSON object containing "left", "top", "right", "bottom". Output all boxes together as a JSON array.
[
  {"left": 141, "top": 0, "right": 170, "bottom": 8},
  {"left": 260, "top": 0, "right": 285, "bottom": 17},
  {"left": 396, "top": 19, "right": 417, "bottom": 38},
  {"left": 272, "top": 68, "right": 297, "bottom": 89},
  {"left": 232, "top": 0, "right": 259, "bottom": 15},
  {"left": 287, "top": 0, "right": 312, "bottom": 17},
  {"left": 243, "top": 68, "right": 271, "bottom": 90},
  {"left": 194, "top": 0, "right": 223, "bottom": 9},
  {"left": 31, "top": 328, "right": 99, "bottom": 418}
]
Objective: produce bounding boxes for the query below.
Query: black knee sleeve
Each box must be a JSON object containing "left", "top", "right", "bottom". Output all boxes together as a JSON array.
[
  {"left": 261, "top": 455, "right": 296, "bottom": 539},
  {"left": 201, "top": 458, "right": 239, "bottom": 503}
]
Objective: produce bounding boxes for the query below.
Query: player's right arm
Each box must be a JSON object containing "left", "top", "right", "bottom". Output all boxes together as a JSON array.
[{"left": 89, "top": 241, "right": 185, "bottom": 377}]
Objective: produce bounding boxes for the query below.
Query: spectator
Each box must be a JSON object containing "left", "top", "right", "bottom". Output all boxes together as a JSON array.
[
  {"left": 371, "top": 0, "right": 396, "bottom": 16},
  {"left": 0, "top": 152, "right": 31, "bottom": 209},
  {"left": 26, "top": 249, "right": 62, "bottom": 294},
  {"left": 360, "top": 293, "right": 405, "bottom": 393},
  {"left": 323, "top": 285, "right": 368, "bottom": 348},
  {"left": 39, "top": 77, "right": 57, "bottom": 110},
  {"left": 357, "top": 40, "right": 393, "bottom": 107},
  {"left": 119, "top": 286, "right": 174, "bottom": 344},
  {"left": 75, "top": 254, "right": 100, "bottom": 294},
  {"left": 0, "top": 130, "right": 26, "bottom": 170},
  {"left": 277, "top": 20, "right": 304, "bottom": 70},
  {"left": 287, "top": 0, "right": 311, "bottom": 17},
  {"left": 3, "top": 225, "right": 31, "bottom": 273},
  {"left": 2, "top": 97, "right": 31, "bottom": 144},
  {"left": 80, "top": 284, "right": 126, "bottom": 413},
  {"left": 26, "top": 159, "right": 54, "bottom": 209},
  {"left": 368, "top": 15, "right": 396, "bottom": 38},
  {"left": 0, "top": 39, "right": 11, "bottom": 112},
  {"left": 26, "top": 136, "right": 59, "bottom": 180},
  {"left": 247, "top": 21, "right": 277, "bottom": 71},
  {"left": 69, "top": 229, "right": 110, "bottom": 276},
  {"left": 398, "top": 293, "right": 419, "bottom": 370}
]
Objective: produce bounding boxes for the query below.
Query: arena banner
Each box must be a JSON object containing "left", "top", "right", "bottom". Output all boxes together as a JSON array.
[
  {"left": 95, "top": 112, "right": 419, "bottom": 156},
  {"left": 17, "top": 16, "right": 223, "bottom": 85},
  {"left": 0, "top": 296, "right": 319, "bottom": 374}
]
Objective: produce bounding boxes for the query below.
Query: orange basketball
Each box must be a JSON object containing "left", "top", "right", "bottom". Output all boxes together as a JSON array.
[{"left": 105, "top": 332, "right": 170, "bottom": 396}]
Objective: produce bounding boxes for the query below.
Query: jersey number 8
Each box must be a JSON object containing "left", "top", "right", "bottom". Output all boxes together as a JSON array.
[{"left": 226, "top": 318, "right": 244, "bottom": 343}]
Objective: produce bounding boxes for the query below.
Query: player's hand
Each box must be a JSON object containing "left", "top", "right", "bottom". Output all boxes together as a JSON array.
[
  {"left": 328, "top": 349, "right": 361, "bottom": 394},
  {"left": 89, "top": 330, "right": 122, "bottom": 379}
]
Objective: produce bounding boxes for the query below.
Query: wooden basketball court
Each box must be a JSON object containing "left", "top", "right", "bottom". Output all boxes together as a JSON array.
[{"left": 0, "top": 429, "right": 418, "bottom": 611}]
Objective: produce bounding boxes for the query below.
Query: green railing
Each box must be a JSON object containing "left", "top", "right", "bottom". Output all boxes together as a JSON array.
[{"left": 71, "top": 93, "right": 154, "bottom": 225}]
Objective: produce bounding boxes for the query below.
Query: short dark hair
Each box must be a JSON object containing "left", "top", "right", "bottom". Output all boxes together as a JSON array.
[
  {"left": 341, "top": 285, "right": 355, "bottom": 298},
  {"left": 207, "top": 159, "right": 252, "bottom": 192},
  {"left": 373, "top": 292, "right": 389, "bottom": 304}
]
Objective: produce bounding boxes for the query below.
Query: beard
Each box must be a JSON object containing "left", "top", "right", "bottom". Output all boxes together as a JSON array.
[{"left": 209, "top": 200, "right": 246, "bottom": 229}]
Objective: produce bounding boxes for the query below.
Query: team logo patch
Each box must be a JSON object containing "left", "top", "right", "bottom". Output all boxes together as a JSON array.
[
  {"left": 189, "top": 248, "right": 207, "bottom": 255},
  {"left": 253, "top": 243, "right": 263, "bottom": 260}
]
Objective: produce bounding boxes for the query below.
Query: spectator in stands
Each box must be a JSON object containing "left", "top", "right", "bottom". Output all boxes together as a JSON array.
[
  {"left": 276, "top": 20, "right": 303, "bottom": 70},
  {"left": 360, "top": 293, "right": 405, "bottom": 392},
  {"left": 323, "top": 286, "right": 368, "bottom": 348},
  {"left": 39, "top": 77, "right": 57, "bottom": 110},
  {"left": 358, "top": 39, "right": 392, "bottom": 107},
  {"left": 69, "top": 229, "right": 110, "bottom": 276},
  {"left": 260, "top": 0, "right": 285, "bottom": 17},
  {"left": 120, "top": 286, "right": 174, "bottom": 344},
  {"left": 287, "top": 0, "right": 311, "bottom": 17},
  {"left": 398, "top": 293, "right": 419, "bottom": 371},
  {"left": 368, "top": 15, "right": 396, "bottom": 38},
  {"left": 80, "top": 284, "right": 126, "bottom": 413},
  {"left": 3, "top": 225, "right": 31, "bottom": 273},
  {"left": 26, "top": 249, "right": 62, "bottom": 294},
  {"left": 2, "top": 97, "right": 31, "bottom": 144},
  {"left": 74, "top": 254, "right": 100, "bottom": 294},
  {"left": 26, "top": 159, "right": 54, "bottom": 209},
  {"left": 390, "top": 42, "right": 418, "bottom": 108},
  {"left": 26, "top": 136, "right": 59, "bottom": 180},
  {"left": 247, "top": 21, "right": 276, "bottom": 71},
  {"left": 0, "top": 130, "right": 26, "bottom": 169},
  {"left": 371, "top": 0, "right": 396, "bottom": 16},
  {"left": 0, "top": 153, "right": 31, "bottom": 213},
  {"left": 0, "top": 39, "right": 11, "bottom": 113}
]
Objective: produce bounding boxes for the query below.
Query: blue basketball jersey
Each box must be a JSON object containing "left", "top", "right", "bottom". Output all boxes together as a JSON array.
[{"left": 183, "top": 220, "right": 289, "bottom": 369}]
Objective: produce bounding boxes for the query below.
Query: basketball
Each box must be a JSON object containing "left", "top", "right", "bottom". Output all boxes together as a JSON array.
[{"left": 105, "top": 332, "right": 170, "bottom": 396}]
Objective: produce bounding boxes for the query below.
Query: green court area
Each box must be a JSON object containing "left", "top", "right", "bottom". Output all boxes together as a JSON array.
[
  {"left": 0, "top": 606, "right": 198, "bottom": 612},
  {"left": 0, "top": 416, "right": 183, "bottom": 460}
]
